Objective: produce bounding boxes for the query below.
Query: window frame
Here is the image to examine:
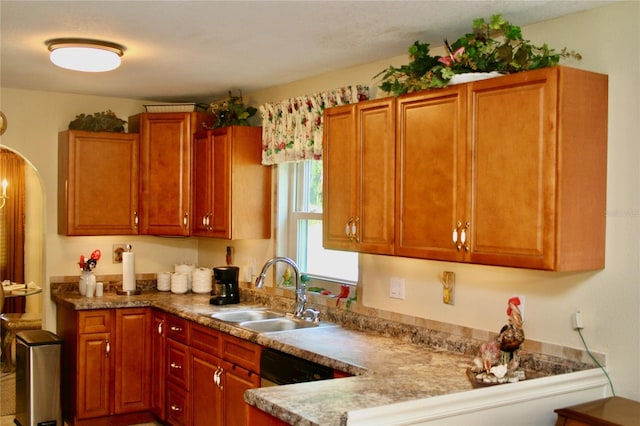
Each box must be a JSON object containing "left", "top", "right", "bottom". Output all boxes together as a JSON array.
[{"left": 277, "top": 161, "right": 357, "bottom": 288}]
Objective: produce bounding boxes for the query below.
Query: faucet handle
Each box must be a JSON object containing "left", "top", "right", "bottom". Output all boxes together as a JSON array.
[{"left": 302, "top": 308, "right": 320, "bottom": 323}]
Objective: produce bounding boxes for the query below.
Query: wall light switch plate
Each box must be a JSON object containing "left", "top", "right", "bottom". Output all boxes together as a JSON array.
[
  {"left": 442, "top": 271, "right": 455, "bottom": 305},
  {"left": 389, "top": 277, "right": 405, "bottom": 299}
]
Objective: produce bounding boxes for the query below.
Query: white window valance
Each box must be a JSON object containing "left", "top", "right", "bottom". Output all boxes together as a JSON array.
[{"left": 259, "top": 85, "right": 369, "bottom": 165}]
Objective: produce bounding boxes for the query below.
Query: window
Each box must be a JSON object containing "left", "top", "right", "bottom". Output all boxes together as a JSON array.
[{"left": 277, "top": 160, "right": 358, "bottom": 284}]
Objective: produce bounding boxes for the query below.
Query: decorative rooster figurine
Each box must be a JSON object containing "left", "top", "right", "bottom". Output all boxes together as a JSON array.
[{"left": 498, "top": 296, "right": 525, "bottom": 353}]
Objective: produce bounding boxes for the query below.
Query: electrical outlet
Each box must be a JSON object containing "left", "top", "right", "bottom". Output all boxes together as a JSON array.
[
  {"left": 389, "top": 277, "right": 405, "bottom": 299},
  {"left": 572, "top": 310, "right": 584, "bottom": 330},
  {"left": 112, "top": 244, "right": 126, "bottom": 263}
]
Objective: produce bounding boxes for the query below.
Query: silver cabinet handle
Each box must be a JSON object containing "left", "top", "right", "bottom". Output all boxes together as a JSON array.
[
  {"left": 170, "top": 362, "right": 182, "bottom": 370},
  {"left": 461, "top": 221, "right": 470, "bottom": 252},
  {"left": 183, "top": 212, "right": 188, "bottom": 226},
  {"left": 452, "top": 220, "right": 462, "bottom": 250},
  {"left": 105, "top": 338, "right": 110, "bottom": 357},
  {"left": 214, "top": 367, "right": 223, "bottom": 390},
  {"left": 352, "top": 216, "right": 359, "bottom": 242},
  {"left": 133, "top": 211, "right": 139, "bottom": 226},
  {"left": 170, "top": 404, "right": 183, "bottom": 412},
  {"left": 157, "top": 319, "right": 164, "bottom": 335},
  {"left": 169, "top": 325, "right": 183, "bottom": 332}
]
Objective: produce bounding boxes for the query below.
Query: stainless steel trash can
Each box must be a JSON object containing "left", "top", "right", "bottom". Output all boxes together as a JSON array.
[{"left": 14, "top": 330, "right": 63, "bottom": 426}]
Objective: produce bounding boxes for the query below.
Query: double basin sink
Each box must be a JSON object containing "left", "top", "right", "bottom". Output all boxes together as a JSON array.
[{"left": 204, "top": 308, "right": 335, "bottom": 334}]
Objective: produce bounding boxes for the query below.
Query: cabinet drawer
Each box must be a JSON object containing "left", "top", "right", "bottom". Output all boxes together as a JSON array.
[
  {"left": 166, "top": 382, "right": 190, "bottom": 426},
  {"left": 78, "top": 310, "right": 112, "bottom": 334},
  {"left": 166, "top": 315, "right": 190, "bottom": 344},
  {"left": 221, "top": 334, "right": 261, "bottom": 373},
  {"left": 167, "top": 340, "right": 190, "bottom": 390},
  {"left": 190, "top": 322, "right": 221, "bottom": 356}
]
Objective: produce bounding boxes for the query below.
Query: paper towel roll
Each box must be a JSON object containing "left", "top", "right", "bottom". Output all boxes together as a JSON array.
[{"left": 122, "top": 251, "right": 136, "bottom": 291}]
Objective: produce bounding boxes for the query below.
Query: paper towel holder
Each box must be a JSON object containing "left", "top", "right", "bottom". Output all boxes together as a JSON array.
[{"left": 116, "top": 288, "right": 141, "bottom": 295}]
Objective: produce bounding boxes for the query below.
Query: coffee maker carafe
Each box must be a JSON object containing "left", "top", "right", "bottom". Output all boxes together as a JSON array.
[{"left": 210, "top": 266, "right": 240, "bottom": 305}]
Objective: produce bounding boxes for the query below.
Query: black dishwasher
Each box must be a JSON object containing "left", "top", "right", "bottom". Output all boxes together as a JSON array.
[{"left": 260, "top": 348, "right": 334, "bottom": 387}]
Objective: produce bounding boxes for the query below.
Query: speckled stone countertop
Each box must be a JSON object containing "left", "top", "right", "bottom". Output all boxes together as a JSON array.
[{"left": 50, "top": 285, "right": 587, "bottom": 426}]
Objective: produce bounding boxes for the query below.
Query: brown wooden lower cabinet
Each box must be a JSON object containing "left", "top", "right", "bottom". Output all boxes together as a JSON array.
[
  {"left": 160, "top": 316, "right": 262, "bottom": 426},
  {"left": 57, "top": 306, "right": 152, "bottom": 425},
  {"left": 150, "top": 309, "right": 167, "bottom": 421},
  {"left": 59, "top": 307, "right": 270, "bottom": 425},
  {"left": 191, "top": 349, "right": 223, "bottom": 426},
  {"left": 248, "top": 405, "right": 289, "bottom": 426},
  {"left": 222, "top": 358, "right": 261, "bottom": 426},
  {"left": 555, "top": 396, "right": 640, "bottom": 426}
]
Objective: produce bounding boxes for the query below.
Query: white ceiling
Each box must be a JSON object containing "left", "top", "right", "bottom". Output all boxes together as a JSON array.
[{"left": 0, "top": 0, "right": 613, "bottom": 104}]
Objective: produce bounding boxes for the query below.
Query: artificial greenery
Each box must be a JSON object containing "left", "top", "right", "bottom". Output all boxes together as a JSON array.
[
  {"left": 68, "top": 110, "right": 127, "bottom": 132},
  {"left": 204, "top": 91, "right": 257, "bottom": 129},
  {"left": 376, "top": 14, "right": 582, "bottom": 96}
]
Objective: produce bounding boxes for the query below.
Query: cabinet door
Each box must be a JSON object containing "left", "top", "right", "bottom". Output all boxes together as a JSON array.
[
  {"left": 209, "top": 127, "right": 232, "bottom": 238},
  {"left": 77, "top": 332, "right": 111, "bottom": 419},
  {"left": 468, "top": 70, "right": 557, "bottom": 268},
  {"left": 357, "top": 98, "right": 395, "bottom": 254},
  {"left": 150, "top": 310, "right": 167, "bottom": 421},
  {"left": 191, "top": 349, "right": 223, "bottom": 426},
  {"left": 114, "top": 308, "right": 151, "bottom": 414},
  {"left": 137, "top": 113, "right": 200, "bottom": 236},
  {"left": 323, "top": 104, "right": 357, "bottom": 250},
  {"left": 396, "top": 86, "right": 468, "bottom": 261},
  {"left": 58, "top": 130, "right": 139, "bottom": 235},
  {"left": 221, "top": 359, "right": 260, "bottom": 426},
  {"left": 323, "top": 99, "right": 395, "bottom": 254},
  {"left": 192, "top": 131, "right": 213, "bottom": 236}
]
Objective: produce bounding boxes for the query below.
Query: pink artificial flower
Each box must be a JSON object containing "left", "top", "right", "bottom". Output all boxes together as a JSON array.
[
  {"left": 439, "top": 46, "right": 465, "bottom": 67},
  {"left": 438, "top": 56, "right": 452, "bottom": 66}
]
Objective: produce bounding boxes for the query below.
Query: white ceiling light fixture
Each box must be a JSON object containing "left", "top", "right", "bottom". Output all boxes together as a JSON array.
[{"left": 46, "top": 38, "right": 125, "bottom": 72}]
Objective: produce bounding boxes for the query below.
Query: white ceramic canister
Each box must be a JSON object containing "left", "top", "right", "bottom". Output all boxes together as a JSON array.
[
  {"left": 171, "top": 272, "right": 188, "bottom": 294},
  {"left": 175, "top": 263, "right": 195, "bottom": 291},
  {"left": 157, "top": 271, "right": 171, "bottom": 291},
  {"left": 95, "top": 282, "right": 104, "bottom": 297},
  {"left": 191, "top": 267, "right": 212, "bottom": 294}
]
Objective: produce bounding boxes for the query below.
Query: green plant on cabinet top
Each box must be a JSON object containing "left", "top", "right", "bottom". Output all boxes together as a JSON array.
[{"left": 375, "top": 14, "right": 582, "bottom": 95}]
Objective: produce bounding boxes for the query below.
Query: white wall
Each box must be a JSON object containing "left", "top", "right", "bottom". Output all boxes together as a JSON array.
[
  {"left": 0, "top": 1, "right": 637, "bottom": 400},
  {"left": 0, "top": 90, "right": 199, "bottom": 332},
  {"left": 244, "top": 2, "right": 640, "bottom": 399}
]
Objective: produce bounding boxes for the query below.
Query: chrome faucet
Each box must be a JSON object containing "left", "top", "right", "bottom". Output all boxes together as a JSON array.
[{"left": 254, "top": 257, "right": 307, "bottom": 318}]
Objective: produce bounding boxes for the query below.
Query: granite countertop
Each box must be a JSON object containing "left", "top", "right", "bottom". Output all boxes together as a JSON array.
[{"left": 50, "top": 290, "right": 520, "bottom": 425}]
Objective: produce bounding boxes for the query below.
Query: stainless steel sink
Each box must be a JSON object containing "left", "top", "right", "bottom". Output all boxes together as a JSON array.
[
  {"left": 237, "top": 317, "right": 322, "bottom": 333},
  {"left": 207, "top": 309, "right": 284, "bottom": 323}
]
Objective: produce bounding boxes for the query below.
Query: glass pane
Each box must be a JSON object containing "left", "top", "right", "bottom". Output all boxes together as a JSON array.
[
  {"left": 295, "top": 160, "right": 323, "bottom": 213},
  {"left": 298, "top": 219, "right": 358, "bottom": 282},
  {"left": 309, "top": 160, "right": 323, "bottom": 212}
]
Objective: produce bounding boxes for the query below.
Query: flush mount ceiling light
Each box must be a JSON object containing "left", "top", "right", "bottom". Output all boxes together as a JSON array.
[{"left": 46, "top": 38, "right": 125, "bottom": 72}]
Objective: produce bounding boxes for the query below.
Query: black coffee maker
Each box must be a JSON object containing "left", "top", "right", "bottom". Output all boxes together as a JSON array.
[{"left": 210, "top": 266, "right": 240, "bottom": 305}]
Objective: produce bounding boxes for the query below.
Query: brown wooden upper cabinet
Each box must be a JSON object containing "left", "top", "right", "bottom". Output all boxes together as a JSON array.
[
  {"left": 58, "top": 130, "right": 140, "bottom": 235},
  {"left": 129, "top": 112, "right": 206, "bottom": 236},
  {"left": 192, "top": 126, "right": 271, "bottom": 239},
  {"left": 324, "top": 66, "right": 608, "bottom": 271},
  {"left": 323, "top": 97, "right": 395, "bottom": 255}
]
